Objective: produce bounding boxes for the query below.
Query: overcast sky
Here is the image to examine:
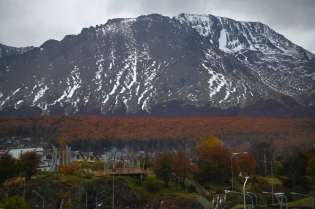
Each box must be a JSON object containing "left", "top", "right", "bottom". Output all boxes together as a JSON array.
[{"left": 0, "top": 0, "right": 314, "bottom": 54}]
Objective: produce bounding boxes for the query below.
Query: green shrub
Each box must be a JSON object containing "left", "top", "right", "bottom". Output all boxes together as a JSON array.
[
  {"left": 257, "top": 176, "right": 269, "bottom": 185},
  {"left": 144, "top": 179, "right": 161, "bottom": 192}
]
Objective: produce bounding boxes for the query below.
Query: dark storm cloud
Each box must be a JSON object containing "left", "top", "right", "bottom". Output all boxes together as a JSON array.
[{"left": 0, "top": 0, "right": 314, "bottom": 53}]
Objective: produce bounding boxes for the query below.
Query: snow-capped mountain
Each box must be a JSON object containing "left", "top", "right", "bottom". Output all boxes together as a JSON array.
[
  {"left": 0, "top": 13, "right": 314, "bottom": 117},
  {"left": 0, "top": 43, "right": 33, "bottom": 58}
]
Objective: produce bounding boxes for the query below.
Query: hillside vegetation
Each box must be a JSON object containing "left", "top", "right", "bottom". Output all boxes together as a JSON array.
[{"left": 0, "top": 116, "right": 314, "bottom": 152}]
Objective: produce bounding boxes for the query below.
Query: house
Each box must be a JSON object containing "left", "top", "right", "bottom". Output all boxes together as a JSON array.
[
  {"left": 23, "top": 138, "right": 32, "bottom": 142},
  {"left": 38, "top": 149, "right": 54, "bottom": 171},
  {"left": 78, "top": 151, "right": 100, "bottom": 163},
  {"left": 9, "top": 147, "right": 100, "bottom": 171},
  {"left": 137, "top": 151, "right": 145, "bottom": 156},
  {"left": 9, "top": 147, "right": 44, "bottom": 159}
]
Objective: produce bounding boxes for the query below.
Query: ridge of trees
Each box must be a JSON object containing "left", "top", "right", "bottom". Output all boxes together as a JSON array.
[{"left": 0, "top": 116, "right": 314, "bottom": 152}]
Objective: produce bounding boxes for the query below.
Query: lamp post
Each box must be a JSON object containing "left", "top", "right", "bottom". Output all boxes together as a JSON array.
[
  {"left": 270, "top": 159, "right": 274, "bottom": 204},
  {"left": 291, "top": 192, "right": 314, "bottom": 209},
  {"left": 231, "top": 152, "right": 247, "bottom": 191},
  {"left": 32, "top": 190, "right": 44, "bottom": 209},
  {"left": 23, "top": 172, "right": 26, "bottom": 205},
  {"left": 225, "top": 190, "right": 254, "bottom": 209},
  {"left": 78, "top": 186, "right": 88, "bottom": 209},
  {"left": 96, "top": 190, "right": 105, "bottom": 209},
  {"left": 103, "top": 148, "right": 107, "bottom": 175},
  {"left": 243, "top": 176, "right": 249, "bottom": 209},
  {"left": 231, "top": 154, "right": 236, "bottom": 191},
  {"left": 274, "top": 193, "right": 288, "bottom": 209},
  {"left": 112, "top": 154, "right": 116, "bottom": 209},
  {"left": 247, "top": 192, "right": 258, "bottom": 209}
]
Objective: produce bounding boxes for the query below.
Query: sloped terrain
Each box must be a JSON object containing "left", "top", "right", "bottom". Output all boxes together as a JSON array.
[{"left": 0, "top": 13, "right": 314, "bottom": 117}]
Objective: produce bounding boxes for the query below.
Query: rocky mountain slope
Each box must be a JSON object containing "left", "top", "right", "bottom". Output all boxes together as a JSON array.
[
  {"left": 0, "top": 13, "right": 314, "bottom": 117},
  {"left": 0, "top": 43, "right": 33, "bottom": 58}
]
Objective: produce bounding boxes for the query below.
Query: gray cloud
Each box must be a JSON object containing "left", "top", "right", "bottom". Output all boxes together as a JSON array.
[{"left": 0, "top": 0, "right": 314, "bottom": 54}]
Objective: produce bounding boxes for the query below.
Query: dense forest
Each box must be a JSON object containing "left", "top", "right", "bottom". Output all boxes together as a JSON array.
[{"left": 0, "top": 116, "right": 315, "bottom": 154}]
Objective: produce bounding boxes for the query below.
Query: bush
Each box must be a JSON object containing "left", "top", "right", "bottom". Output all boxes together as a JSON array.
[
  {"left": 257, "top": 176, "right": 269, "bottom": 185},
  {"left": 220, "top": 200, "right": 236, "bottom": 209},
  {"left": 144, "top": 180, "right": 161, "bottom": 192},
  {"left": 13, "top": 178, "right": 23, "bottom": 186}
]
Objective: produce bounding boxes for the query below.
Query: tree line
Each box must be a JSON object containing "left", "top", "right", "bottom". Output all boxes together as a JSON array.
[{"left": 0, "top": 116, "right": 314, "bottom": 154}]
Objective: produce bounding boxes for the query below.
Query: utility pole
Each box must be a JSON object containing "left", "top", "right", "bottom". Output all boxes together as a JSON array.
[
  {"left": 112, "top": 155, "right": 116, "bottom": 209},
  {"left": 263, "top": 148, "right": 267, "bottom": 176},
  {"left": 270, "top": 156, "right": 274, "bottom": 204},
  {"left": 103, "top": 148, "right": 107, "bottom": 175}
]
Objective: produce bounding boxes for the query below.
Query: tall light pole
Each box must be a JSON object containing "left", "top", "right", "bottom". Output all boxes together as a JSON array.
[
  {"left": 225, "top": 190, "right": 254, "bottom": 209},
  {"left": 247, "top": 192, "right": 258, "bottom": 209},
  {"left": 291, "top": 192, "right": 314, "bottom": 209},
  {"left": 274, "top": 193, "right": 288, "bottom": 209},
  {"left": 243, "top": 176, "right": 249, "bottom": 209},
  {"left": 231, "top": 152, "right": 247, "bottom": 191},
  {"left": 96, "top": 190, "right": 105, "bottom": 209},
  {"left": 112, "top": 154, "right": 116, "bottom": 209},
  {"left": 270, "top": 157, "right": 274, "bottom": 204},
  {"left": 103, "top": 148, "right": 107, "bottom": 175},
  {"left": 263, "top": 148, "right": 267, "bottom": 176},
  {"left": 23, "top": 172, "right": 26, "bottom": 206},
  {"left": 78, "top": 186, "right": 88, "bottom": 209},
  {"left": 32, "top": 190, "right": 44, "bottom": 209},
  {"left": 231, "top": 154, "right": 236, "bottom": 191}
]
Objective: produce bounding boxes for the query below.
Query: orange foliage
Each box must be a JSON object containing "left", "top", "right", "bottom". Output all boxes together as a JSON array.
[
  {"left": 238, "top": 153, "right": 256, "bottom": 175},
  {"left": 0, "top": 116, "right": 314, "bottom": 152}
]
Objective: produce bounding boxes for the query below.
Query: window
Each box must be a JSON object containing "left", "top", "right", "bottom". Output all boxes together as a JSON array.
[{"left": 46, "top": 154, "right": 52, "bottom": 160}]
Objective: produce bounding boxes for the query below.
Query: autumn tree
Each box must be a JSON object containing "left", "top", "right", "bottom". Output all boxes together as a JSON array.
[
  {"left": 80, "top": 158, "right": 92, "bottom": 169},
  {"left": 92, "top": 159, "right": 105, "bottom": 171},
  {"left": 172, "top": 149, "right": 193, "bottom": 189},
  {"left": 237, "top": 153, "right": 256, "bottom": 175},
  {"left": 59, "top": 162, "right": 81, "bottom": 175},
  {"left": 0, "top": 150, "right": 18, "bottom": 186},
  {"left": 195, "top": 136, "right": 231, "bottom": 183},
  {"left": 19, "top": 151, "right": 41, "bottom": 180},
  {"left": 140, "top": 154, "right": 154, "bottom": 170},
  {"left": 153, "top": 152, "right": 173, "bottom": 187}
]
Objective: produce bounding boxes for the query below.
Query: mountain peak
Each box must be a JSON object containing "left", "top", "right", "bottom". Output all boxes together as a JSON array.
[{"left": 0, "top": 13, "right": 314, "bottom": 117}]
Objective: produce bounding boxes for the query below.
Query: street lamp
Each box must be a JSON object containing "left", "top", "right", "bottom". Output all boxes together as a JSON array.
[
  {"left": 96, "top": 190, "right": 105, "bottom": 209},
  {"left": 247, "top": 192, "right": 258, "bottom": 209},
  {"left": 225, "top": 190, "right": 254, "bottom": 209},
  {"left": 78, "top": 186, "right": 88, "bottom": 209},
  {"left": 231, "top": 152, "right": 247, "bottom": 190},
  {"left": 23, "top": 172, "right": 26, "bottom": 205},
  {"left": 243, "top": 176, "right": 250, "bottom": 209},
  {"left": 291, "top": 192, "right": 314, "bottom": 209},
  {"left": 112, "top": 154, "right": 116, "bottom": 209},
  {"left": 274, "top": 193, "right": 288, "bottom": 209},
  {"left": 32, "top": 190, "right": 44, "bottom": 209},
  {"left": 103, "top": 148, "right": 107, "bottom": 175},
  {"left": 262, "top": 190, "right": 275, "bottom": 207},
  {"left": 270, "top": 159, "right": 274, "bottom": 204}
]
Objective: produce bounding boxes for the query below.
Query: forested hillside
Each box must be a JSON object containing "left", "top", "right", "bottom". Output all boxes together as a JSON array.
[{"left": 1, "top": 116, "right": 314, "bottom": 153}]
